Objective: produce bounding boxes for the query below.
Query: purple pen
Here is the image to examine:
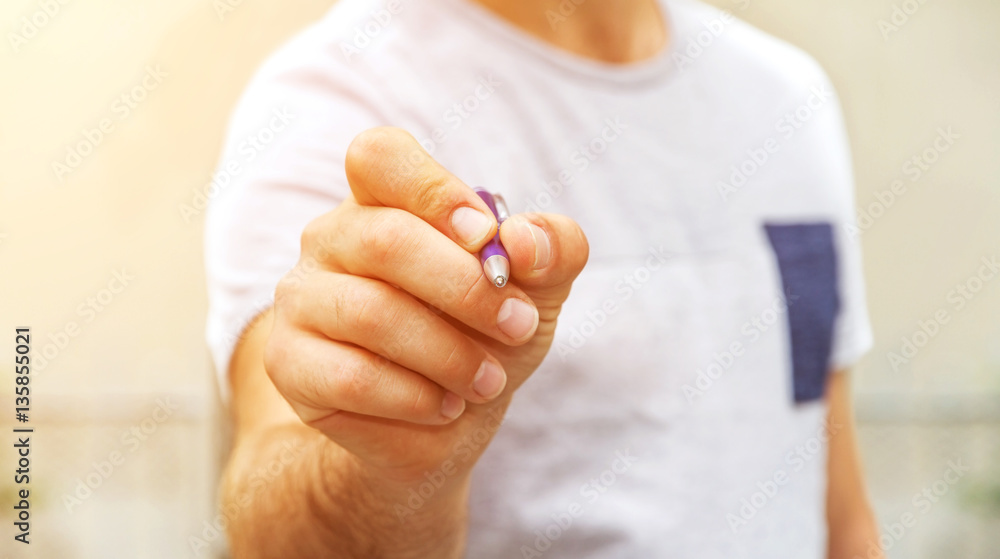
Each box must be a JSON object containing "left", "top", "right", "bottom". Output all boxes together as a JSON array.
[{"left": 474, "top": 188, "right": 510, "bottom": 288}]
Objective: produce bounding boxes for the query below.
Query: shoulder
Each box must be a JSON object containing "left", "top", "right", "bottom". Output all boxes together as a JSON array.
[
  {"left": 669, "top": 0, "right": 836, "bottom": 100},
  {"left": 232, "top": 6, "right": 380, "bottom": 119},
  {"left": 668, "top": 2, "right": 856, "bottom": 213},
  {"left": 240, "top": 0, "right": 430, "bottom": 100},
  {"left": 215, "top": 0, "right": 411, "bottom": 188},
  {"left": 226, "top": 0, "right": 426, "bottom": 134}
]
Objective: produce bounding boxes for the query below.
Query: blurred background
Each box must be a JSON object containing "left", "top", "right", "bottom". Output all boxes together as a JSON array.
[{"left": 0, "top": 0, "right": 997, "bottom": 557}]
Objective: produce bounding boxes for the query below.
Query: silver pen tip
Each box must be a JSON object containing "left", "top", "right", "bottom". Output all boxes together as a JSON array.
[{"left": 484, "top": 255, "right": 510, "bottom": 289}]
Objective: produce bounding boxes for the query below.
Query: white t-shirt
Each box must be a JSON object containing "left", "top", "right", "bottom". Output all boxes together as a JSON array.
[{"left": 204, "top": 0, "right": 873, "bottom": 556}]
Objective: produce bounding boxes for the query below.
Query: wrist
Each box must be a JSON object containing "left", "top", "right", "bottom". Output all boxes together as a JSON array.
[
  {"left": 310, "top": 438, "right": 471, "bottom": 558},
  {"left": 318, "top": 440, "right": 472, "bottom": 515}
]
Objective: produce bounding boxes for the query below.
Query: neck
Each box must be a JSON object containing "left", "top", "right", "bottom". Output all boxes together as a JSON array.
[{"left": 469, "top": 0, "right": 668, "bottom": 63}]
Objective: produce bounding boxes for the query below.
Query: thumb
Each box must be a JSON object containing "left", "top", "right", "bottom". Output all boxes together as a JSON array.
[{"left": 499, "top": 213, "right": 589, "bottom": 317}]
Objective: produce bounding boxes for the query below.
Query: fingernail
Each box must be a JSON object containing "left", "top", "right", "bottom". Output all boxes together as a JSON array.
[
  {"left": 440, "top": 392, "right": 466, "bottom": 421},
  {"left": 497, "top": 298, "right": 538, "bottom": 341},
  {"left": 451, "top": 206, "right": 493, "bottom": 246},
  {"left": 526, "top": 222, "right": 551, "bottom": 270},
  {"left": 473, "top": 359, "right": 507, "bottom": 400}
]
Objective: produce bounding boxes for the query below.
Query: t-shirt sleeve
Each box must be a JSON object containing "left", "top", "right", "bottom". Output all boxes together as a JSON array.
[
  {"left": 723, "top": 18, "right": 874, "bottom": 375},
  {"left": 203, "top": 30, "right": 390, "bottom": 402},
  {"left": 823, "top": 82, "right": 874, "bottom": 372}
]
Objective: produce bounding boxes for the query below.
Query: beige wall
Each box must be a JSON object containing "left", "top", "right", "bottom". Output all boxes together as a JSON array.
[{"left": 1, "top": 0, "right": 997, "bottom": 557}]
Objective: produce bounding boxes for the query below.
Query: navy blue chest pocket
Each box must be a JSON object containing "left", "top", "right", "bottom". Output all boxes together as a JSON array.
[{"left": 763, "top": 223, "right": 841, "bottom": 403}]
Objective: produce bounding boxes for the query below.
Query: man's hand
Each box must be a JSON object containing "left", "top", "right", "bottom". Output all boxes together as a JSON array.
[{"left": 264, "top": 126, "right": 589, "bottom": 486}]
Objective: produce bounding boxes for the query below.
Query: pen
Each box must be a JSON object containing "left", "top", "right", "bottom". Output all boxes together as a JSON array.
[{"left": 474, "top": 188, "right": 510, "bottom": 288}]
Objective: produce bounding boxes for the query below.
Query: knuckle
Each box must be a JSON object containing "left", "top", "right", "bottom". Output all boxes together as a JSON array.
[
  {"left": 406, "top": 382, "right": 440, "bottom": 421},
  {"left": 299, "top": 363, "right": 337, "bottom": 409},
  {"left": 300, "top": 215, "right": 339, "bottom": 261},
  {"left": 273, "top": 275, "right": 292, "bottom": 308},
  {"left": 346, "top": 127, "right": 416, "bottom": 184},
  {"left": 273, "top": 275, "right": 298, "bottom": 318},
  {"left": 262, "top": 334, "right": 288, "bottom": 381},
  {"left": 338, "top": 353, "right": 382, "bottom": 404},
  {"left": 345, "top": 127, "right": 391, "bottom": 177},
  {"left": 446, "top": 267, "right": 484, "bottom": 309},
  {"left": 352, "top": 283, "right": 397, "bottom": 334},
  {"left": 323, "top": 283, "right": 348, "bottom": 334},
  {"left": 410, "top": 174, "right": 454, "bottom": 218},
  {"left": 359, "top": 210, "right": 413, "bottom": 263},
  {"left": 274, "top": 268, "right": 312, "bottom": 323},
  {"left": 329, "top": 281, "right": 380, "bottom": 335},
  {"left": 300, "top": 217, "right": 324, "bottom": 251},
  {"left": 439, "top": 341, "right": 472, "bottom": 383}
]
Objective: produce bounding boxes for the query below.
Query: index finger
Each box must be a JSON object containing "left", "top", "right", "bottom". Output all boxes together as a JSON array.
[{"left": 344, "top": 127, "right": 498, "bottom": 251}]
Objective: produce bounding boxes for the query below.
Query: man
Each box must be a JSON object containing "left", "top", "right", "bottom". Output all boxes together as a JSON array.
[{"left": 205, "top": 0, "right": 883, "bottom": 556}]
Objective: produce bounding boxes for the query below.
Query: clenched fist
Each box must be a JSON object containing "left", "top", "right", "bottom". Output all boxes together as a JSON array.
[{"left": 264, "top": 127, "right": 589, "bottom": 481}]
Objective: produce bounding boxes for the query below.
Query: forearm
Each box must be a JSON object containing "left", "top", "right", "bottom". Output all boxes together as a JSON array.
[
  {"left": 828, "top": 507, "right": 882, "bottom": 559},
  {"left": 222, "top": 421, "right": 470, "bottom": 558},
  {"left": 825, "top": 371, "right": 884, "bottom": 559}
]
